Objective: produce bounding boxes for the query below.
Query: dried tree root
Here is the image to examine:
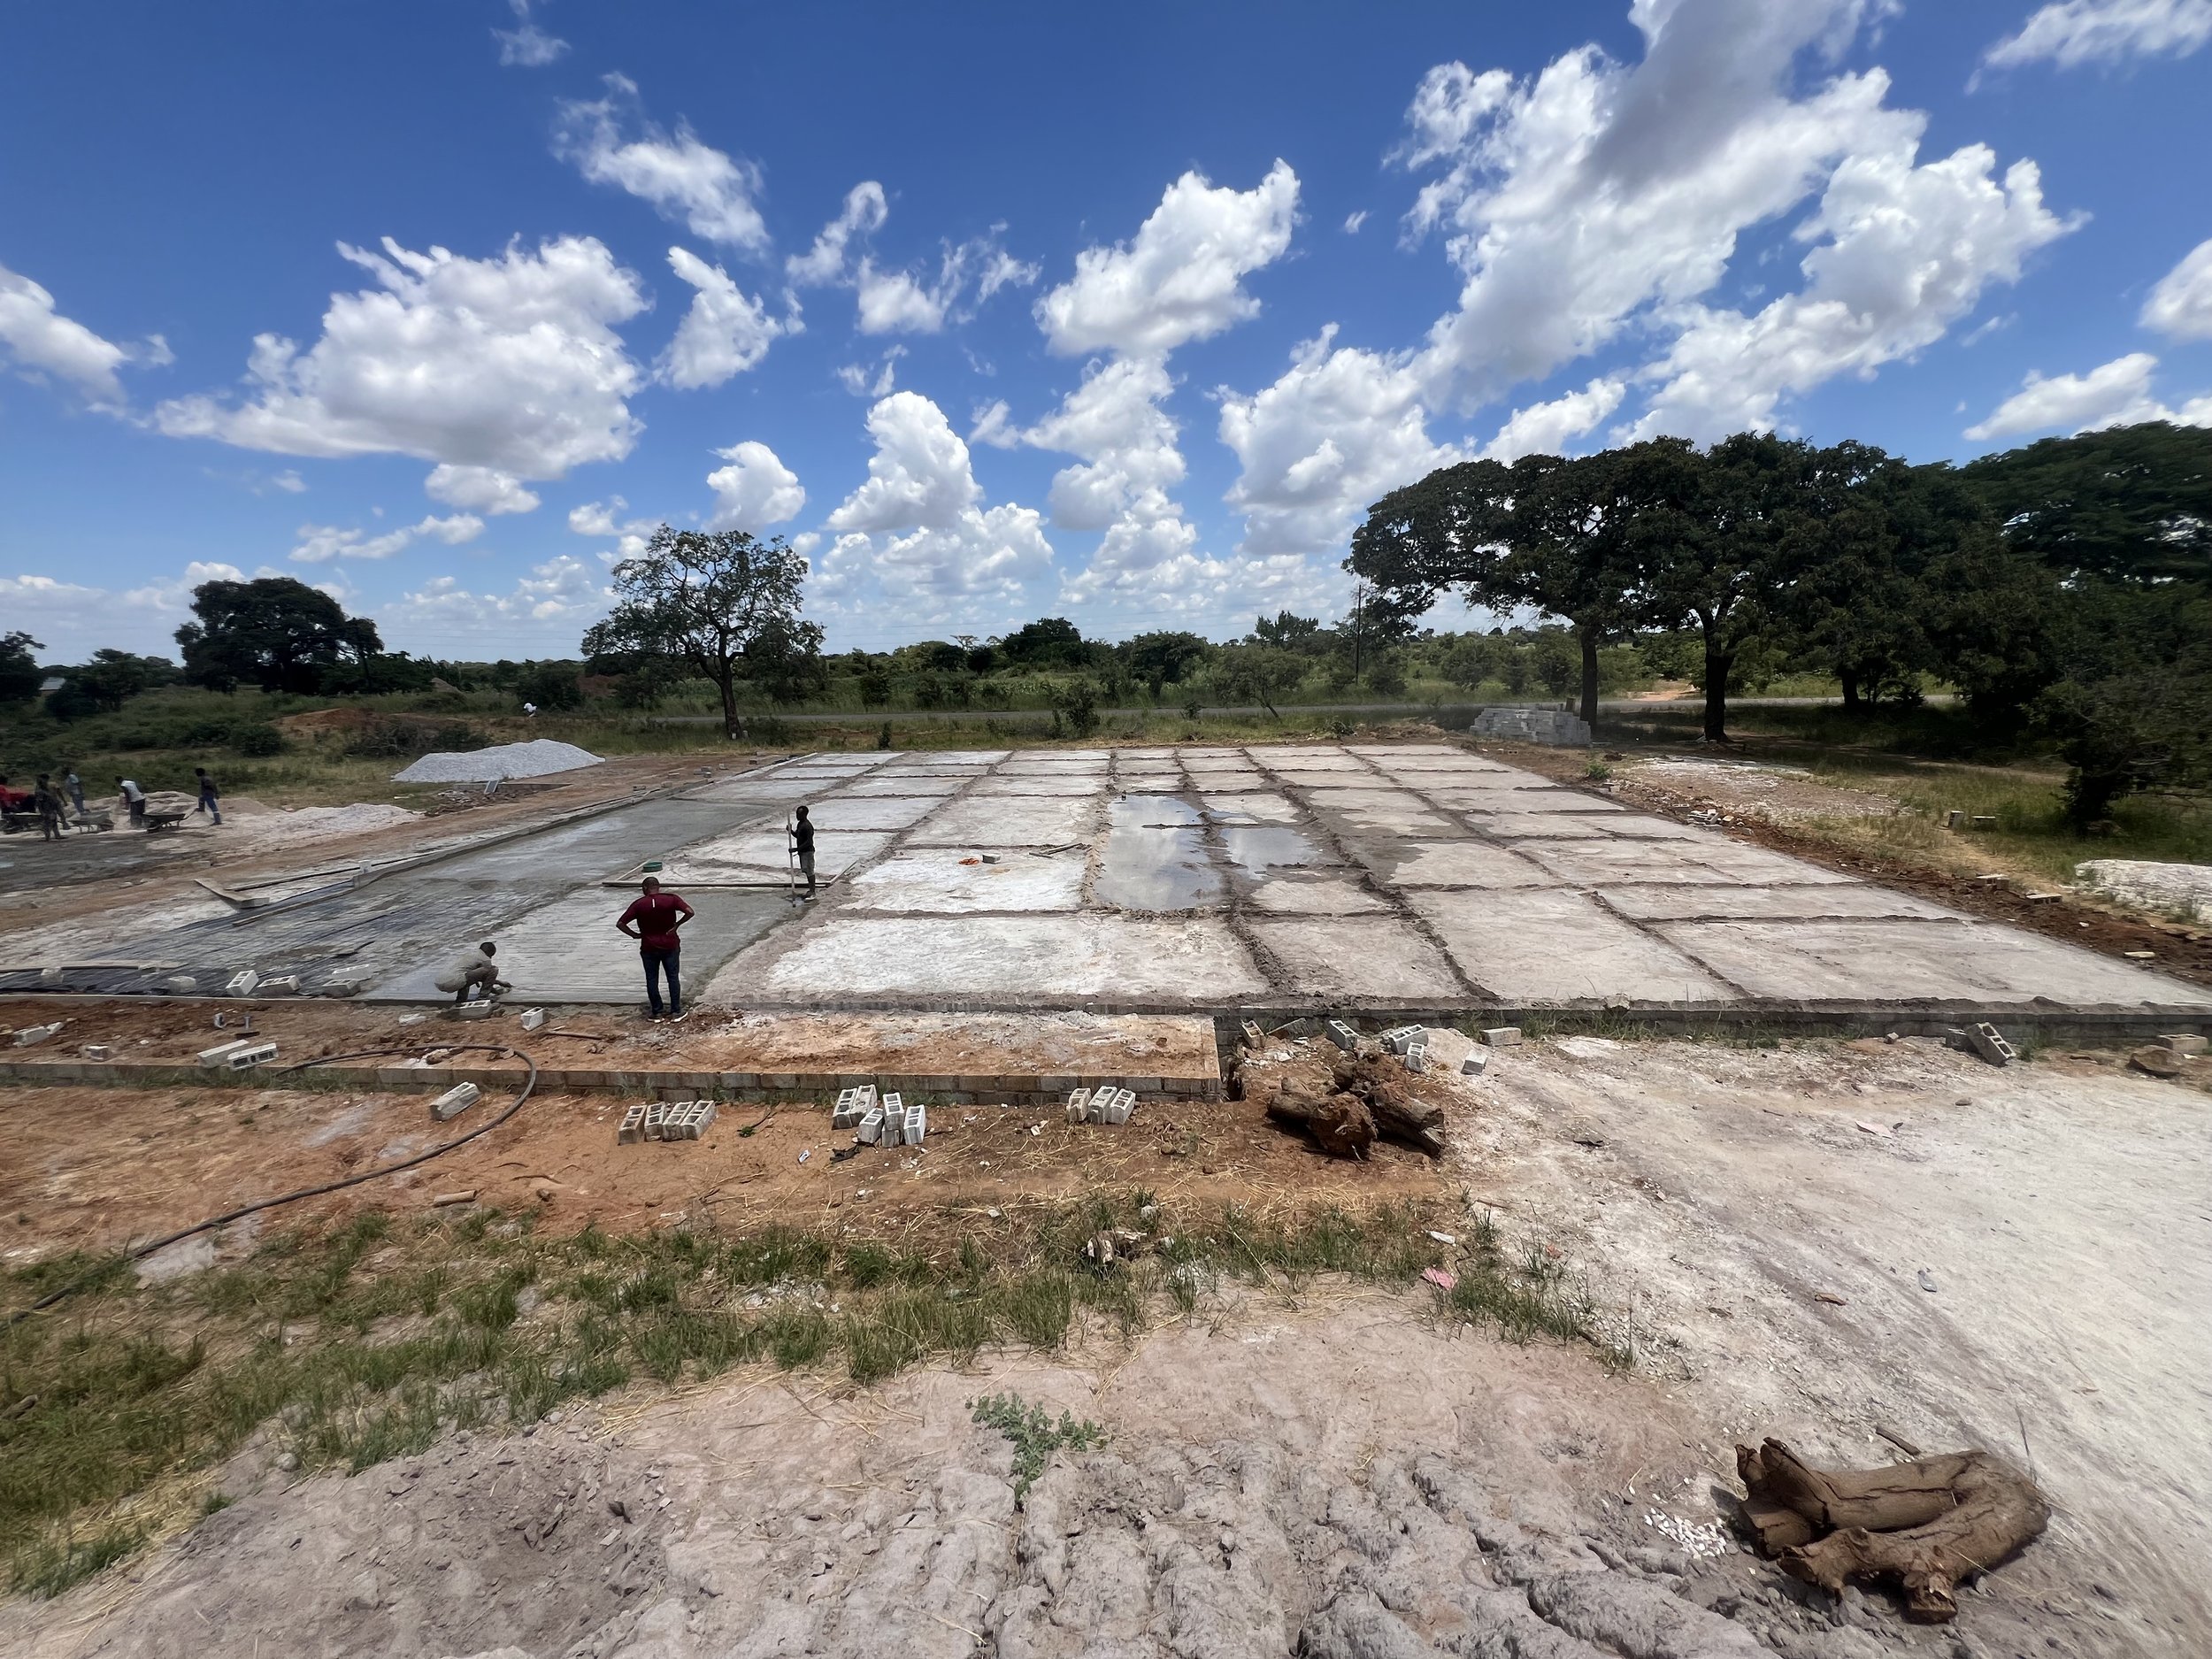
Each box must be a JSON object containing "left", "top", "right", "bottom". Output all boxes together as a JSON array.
[
  {"left": 1333, "top": 1056, "right": 1448, "bottom": 1156},
  {"left": 1264, "top": 1088, "right": 1377, "bottom": 1158},
  {"left": 1736, "top": 1438, "right": 2050, "bottom": 1623}
]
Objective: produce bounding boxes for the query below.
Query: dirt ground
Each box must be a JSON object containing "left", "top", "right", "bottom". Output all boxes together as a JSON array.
[
  {"left": 0, "top": 1066, "right": 1441, "bottom": 1261},
  {"left": 4, "top": 1033, "right": 2206, "bottom": 1658}
]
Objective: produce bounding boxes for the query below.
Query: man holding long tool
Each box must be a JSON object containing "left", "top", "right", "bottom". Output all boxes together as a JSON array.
[
  {"left": 617, "top": 875, "right": 695, "bottom": 1021},
  {"left": 789, "top": 804, "right": 817, "bottom": 900}
]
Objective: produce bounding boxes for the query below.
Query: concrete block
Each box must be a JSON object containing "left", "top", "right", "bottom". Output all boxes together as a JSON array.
[
  {"left": 2158, "top": 1033, "right": 2208, "bottom": 1056},
  {"left": 445, "top": 1001, "right": 496, "bottom": 1021},
  {"left": 1945, "top": 810, "right": 1967, "bottom": 829},
  {"left": 879, "top": 1091, "right": 906, "bottom": 1146},
  {"left": 1479, "top": 1027, "right": 1522, "bottom": 1048},
  {"left": 1240, "top": 1020, "right": 1266, "bottom": 1049},
  {"left": 225, "top": 970, "right": 259, "bottom": 998},
  {"left": 1065, "top": 1087, "right": 1092, "bottom": 1125},
  {"left": 641, "top": 1102, "right": 670, "bottom": 1141},
  {"left": 1098, "top": 1087, "right": 1135, "bottom": 1125},
  {"left": 13, "top": 1022, "right": 63, "bottom": 1048},
  {"left": 81, "top": 1044, "right": 115, "bottom": 1062},
  {"left": 1402, "top": 1041, "right": 1430, "bottom": 1075},
  {"left": 1324, "top": 1019, "right": 1360, "bottom": 1052},
  {"left": 225, "top": 1041, "right": 278, "bottom": 1070},
  {"left": 1967, "top": 1022, "right": 2018, "bottom": 1067},
  {"left": 1460, "top": 1051, "right": 1488, "bottom": 1076},
  {"left": 519, "top": 1008, "right": 548, "bottom": 1032},
  {"left": 618, "top": 1104, "right": 648, "bottom": 1144},
  {"left": 1380, "top": 1024, "right": 1425, "bottom": 1055},
  {"left": 430, "top": 1082, "right": 481, "bottom": 1123},
  {"left": 257, "top": 975, "right": 300, "bottom": 997},
  {"left": 1969, "top": 815, "right": 1997, "bottom": 831},
  {"left": 198, "top": 1038, "right": 250, "bottom": 1066},
  {"left": 902, "top": 1102, "right": 927, "bottom": 1147},
  {"left": 857, "top": 1104, "right": 887, "bottom": 1145}
]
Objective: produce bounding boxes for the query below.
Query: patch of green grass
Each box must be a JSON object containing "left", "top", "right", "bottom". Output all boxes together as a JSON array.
[
  {"left": 970, "top": 1393, "right": 1105, "bottom": 1505},
  {"left": 0, "top": 1194, "right": 1609, "bottom": 1594}
]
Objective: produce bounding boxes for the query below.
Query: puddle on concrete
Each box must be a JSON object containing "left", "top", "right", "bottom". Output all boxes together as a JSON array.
[
  {"left": 1094, "top": 795, "right": 1221, "bottom": 910},
  {"left": 1222, "top": 826, "right": 1331, "bottom": 874}
]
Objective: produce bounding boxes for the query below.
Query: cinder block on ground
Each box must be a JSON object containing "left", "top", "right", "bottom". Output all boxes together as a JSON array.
[
  {"left": 2159, "top": 1033, "right": 2208, "bottom": 1056},
  {"left": 13, "top": 1022, "right": 63, "bottom": 1048},
  {"left": 1479, "top": 1026, "right": 1523, "bottom": 1048},
  {"left": 225, "top": 1041, "right": 278, "bottom": 1070},
  {"left": 257, "top": 975, "right": 300, "bottom": 996},
  {"left": 1402, "top": 1039, "right": 1430, "bottom": 1075},
  {"left": 519, "top": 1009, "right": 548, "bottom": 1032},
  {"left": 1461, "top": 1051, "right": 1488, "bottom": 1075},
  {"left": 225, "top": 971, "right": 259, "bottom": 998},
  {"left": 81, "top": 1044, "right": 114, "bottom": 1062},
  {"left": 833, "top": 1086, "right": 877, "bottom": 1129},
  {"left": 1380, "top": 1025, "right": 1425, "bottom": 1055},
  {"left": 198, "top": 1038, "right": 250, "bottom": 1066},
  {"left": 1065, "top": 1087, "right": 1092, "bottom": 1124},
  {"left": 1967, "top": 1022, "right": 2018, "bottom": 1066},
  {"left": 879, "top": 1092, "right": 906, "bottom": 1146},
  {"left": 430, "top": 1081, "right": 480, "bottom": 1122},
  {"left": 1240, "top": 1020, "right": 1266, "bottom": 1049},
  {"left": 1325, "top": 1019, "right": 1360, "bottom": 1052},
  {"left": 618, "top": 1104, "right": 647, "bottom": 1144},
  {"left": 445, "top": 1002, "right": 496, "bottom": 1021},
  {"left": 1098, "top": 1087, "right": 1135, "bottom": 1125},
  {"left": 857, "top": 1104, "right": 887, "bottom": 1144},
  {"left": 641, "top": 1102, "right": 670, "bottom": 1140},
  {"left": 902, "top": 1102, "right": 927, "bottom": 1146}
]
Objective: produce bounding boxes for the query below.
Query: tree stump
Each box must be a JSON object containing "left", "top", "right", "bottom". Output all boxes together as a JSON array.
[
  {"left": 1264, "top": 1088, "right": 1377, "bottom": 1159},
  {"left": 1736, "top": 1438, "right": 2050, "bottom": 1623}
]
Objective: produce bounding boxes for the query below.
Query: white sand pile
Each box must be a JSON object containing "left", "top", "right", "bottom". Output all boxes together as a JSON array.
[
  {"left": 392, "top": 739, "right": 603, "bottom": 784},
  {"left": 229, "top": 803, "right": 419, "bottom": 848}
]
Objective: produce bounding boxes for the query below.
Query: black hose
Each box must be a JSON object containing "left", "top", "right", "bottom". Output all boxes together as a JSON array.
[{"left": 4, "top": 1041, "right": 540, "bottom": 1327}]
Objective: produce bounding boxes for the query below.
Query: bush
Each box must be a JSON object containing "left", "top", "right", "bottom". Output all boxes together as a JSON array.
[
  {"left": 515, "top": 663, "right": 584, "bottom": 712},
  {"left": 1048, "top": 679, "right": 1100, "bottom": 739},
  {"left": 228, "top": 724, "right": 286, "bottom": 757}
]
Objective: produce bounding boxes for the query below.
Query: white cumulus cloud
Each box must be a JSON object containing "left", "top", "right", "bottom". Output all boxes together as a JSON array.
[
  {"left": 555, "top": 75, "right": 768, "bottom": 252},
  {"left": 1482, "top": 378, "right": 1626, "bottom": 461},
  {"left": 426, "top": 464, "right": 539, "bottom": 516},
  {"left": 789, "top": 183, "right": 1036, "bottom": 335},
  {"left": 289, "top": 513, "right": 484, "bottom": 565},
  {"left": 1965, "top": 352, "right": 2212, "bottom": 439},
  {"left": 658, "top": 247, "right": 795, "bottom": 388},
  {"left": 568, "top": 496, "right": 658, "bottom": 562},
  {"left": 154, "top": 235, "right": 648, "bottom": 483},
  {"left": 494, "top": 0, "right": 567, "bottom": 65},
  {"left": 1982, "top": 0, "right": 2212, "bottom": 72},
  {"left": 2141, "top": 238, "right": 2212, "bottom": 340},
  {"left": 787, "top": 183, "right": 888, "bottom": 285},
  {"left": 705, "top": 441, "right": 805, "bottom": 532},
  {"left": 385, "top": 554, "right": 614, "bottom": 655},
  {"left": 818, "top": 392, "right": 1052, "bottom": 606},
  {"left": 0, "top": 260, "right": 167, "bottom": 408},
  {"left": 0, "top": 560, "right": 246, "bottom": 658},
  {"left": 1035, "top": 162, "right": 1299, "bottom": 358}
]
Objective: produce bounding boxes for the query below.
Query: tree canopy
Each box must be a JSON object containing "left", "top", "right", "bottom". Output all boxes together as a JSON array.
[
  {"left": 175, "top": 577, "right": 383, "bottom": 694},
  {"left": 580, "top": 526, "right": 820, "bottom": 736}
]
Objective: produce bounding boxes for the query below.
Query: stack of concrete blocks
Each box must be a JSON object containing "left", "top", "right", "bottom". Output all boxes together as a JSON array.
[
  {"left": 429, "top": 1081, "right": 480, "bottom": 1122},
  {"left": 1324, "top": 1019, "right": 1361, "bottom": 1053},
  {"left": 833, "top": 1085, "right": 879, "bottom": 1130},
  {"left": 1471, "top": 706, "right": 1593, "bottom": 746},
  {"left": 661, "top": 1101, "right": 718, "bottom": 1141},
  {"left": 199, "top": 1037, "right": 277, "bottom": 1069},
  {"left": 877, "top": 1091, "right": 910, "bottom": 1146},
  {"left": 1068, "top": 1087, "right": 1136, "bottom": 1125}
]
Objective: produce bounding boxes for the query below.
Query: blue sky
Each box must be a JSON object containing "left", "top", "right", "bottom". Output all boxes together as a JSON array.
[{"left": 4, "top": 0, "right": 2209, "bottom": 663}]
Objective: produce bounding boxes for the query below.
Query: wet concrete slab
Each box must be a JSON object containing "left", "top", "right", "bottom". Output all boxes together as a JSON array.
[
  {"left": 1411, "top": 888, "right": 1739, "bottom": 1003},
  {"left": 836, "top": 773, "right": 969, "bottom": 796},
  {"left": 1467, "top": 812, "right": 1613, "bottom": 840},
  {"left": 1600, "top": 884, "right": 1962, "bottom": 922},
  {"left": 1238, "top": 873, "right": 1395, "bottom": 913},
  {"left": 800, "top": 796, "right": 945, "bottom": 831},
  {"left": 1094, "top": 796, "right": 1221, "bottom": 910},
  {"left": 1248, "top": 916, "right": 1464, "bottom": 1000},
  {"left": 650, "top": 828, "right": 893, "bottom": 884},
  {"left": 1654, "top": 918, "right": 2212, "bottom": 1006},
  {"left": 841, "top": 850, "right": 1087, "bottom": 913},
  {"left": 370, "top": 886, "right": 790, "bottom": 1004},
  {"left": 1221, "top": 825, "right": 1338, "bottom": 874},
  {"left": 1201, "top": 793, "right": 1304, "bottom": 823},
  {"left": 718, "top": 912, "right": 1267, "bottom": 1002},
  {"left": 907, "top": 793, "right": 1102, "bottom": 847},
  {"left": 1508, "top": 839, "right": 1858, "bottom": 887},
  {"left": 970, "top": 775, "right": 1104, "bottom": 796},
  {"left": 1364, "top": 841, "right": 1552, "bottom": 888}
]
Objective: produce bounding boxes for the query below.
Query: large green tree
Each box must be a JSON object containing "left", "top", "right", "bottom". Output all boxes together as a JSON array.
[
  {"left": 0, "top": 632, "right": 42, "bottom": 704},
  {"left": 175, "top": 577, "right": 383, "bottom": 694},
  {"left": 1962, "top": 420, "right": 2212, "bottom": 585},
  {"left": 1121, "top": 630, "right": 1210, "bottom": 698},
  {"left": 580, "top": 526, "right": 818, "bottom": 737}
]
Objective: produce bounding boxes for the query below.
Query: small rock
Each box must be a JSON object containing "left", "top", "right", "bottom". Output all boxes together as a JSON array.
[
  {"left": 1916, "top": 1269, "right": 1939, "bottom": 1294},
  {"left": 275, "top": 1451, "right": 300, "bottom": 1472}
]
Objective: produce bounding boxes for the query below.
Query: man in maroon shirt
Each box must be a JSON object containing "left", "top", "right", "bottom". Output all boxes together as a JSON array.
[{"left": 617, "top": 876, "right": 695, "bottom": 1021}]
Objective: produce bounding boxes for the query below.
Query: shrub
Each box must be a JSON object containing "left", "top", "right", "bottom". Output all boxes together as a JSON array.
[{"left": 228, "top": 724, "right": 286, "bottom": 757}]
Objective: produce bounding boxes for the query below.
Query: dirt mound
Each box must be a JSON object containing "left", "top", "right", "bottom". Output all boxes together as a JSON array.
[{"left": 273, "top": 706, "right": 386, "bottom": 734}]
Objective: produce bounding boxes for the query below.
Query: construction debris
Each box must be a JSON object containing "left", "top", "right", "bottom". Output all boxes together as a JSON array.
[
  {"left": 429, "top": 1082, "right": 480, "bottom": 1123},
  {"left": 518, "top": 1008, "right": 548, "bottom": 1033},
  {"left": 1263, "top": 1052, "right": 1447, "bottom": 1160},
  {"left": 832, "top": 1084, "right": 879, "bottom": 1129},
  {"left": 1479, "top": 1026, "right": 1523, "bottom": 1048},
  {"left": 1736, "top": 1437, "right": 2049, "bottom": 1624},
  {"left": 1965, "top": 1022, "right": 2018, "bottom": 1067},
  {"left": 12, "top": 1022, "right": 63, "bottom": 1048},
  {"left": 1066, "top": 1087, "right": 1135, "bottom": 1125}
]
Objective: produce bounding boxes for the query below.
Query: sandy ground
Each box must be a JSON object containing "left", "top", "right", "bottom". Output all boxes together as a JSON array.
[{"left": 3, "top": 1035, "right": 2205, "bottom": 1657}]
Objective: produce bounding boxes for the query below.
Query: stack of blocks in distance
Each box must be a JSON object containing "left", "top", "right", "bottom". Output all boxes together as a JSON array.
[
  {"left": 618, "top": 1100, "right": 719, "bottom": 1142},
  {"left": 1382, "top": 1025, "right": 1431, "bottom": 1073},
  {"left": 1067, "top": 1087, "right": 1136, "bottom": 1125},
  {"left": 853, "top": 1089, "right": 926, "bottom": 1148}
]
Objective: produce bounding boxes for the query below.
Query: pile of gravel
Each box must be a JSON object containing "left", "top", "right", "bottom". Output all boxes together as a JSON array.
[{"left": 393, "top": 739, "right": 604, "bottom": 784}]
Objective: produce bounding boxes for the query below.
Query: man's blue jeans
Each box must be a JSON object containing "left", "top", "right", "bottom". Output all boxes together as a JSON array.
[{"left": 641, "top": 947, "right": 681, "bottom": 1017}]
